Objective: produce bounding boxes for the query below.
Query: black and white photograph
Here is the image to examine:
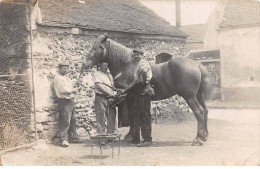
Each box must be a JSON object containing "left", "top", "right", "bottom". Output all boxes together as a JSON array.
[{"left": 0, "top": 0, "right": 259, "bottom": 166}]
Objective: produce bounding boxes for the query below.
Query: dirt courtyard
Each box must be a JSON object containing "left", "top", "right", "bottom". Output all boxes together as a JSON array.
[{"left": 2, "top": 108, "right": 260, "bottom": 166}]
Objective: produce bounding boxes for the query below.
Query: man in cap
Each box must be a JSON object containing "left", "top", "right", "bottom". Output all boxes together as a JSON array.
[
  {"left": 92, "top": 61, "right": 117, "bottom": 145},
  {"left": 54, "top": 62, "right": 80, "bottom": 147},
  {"left": 122, "top": 48, "right": 154, "bottom": 147}
]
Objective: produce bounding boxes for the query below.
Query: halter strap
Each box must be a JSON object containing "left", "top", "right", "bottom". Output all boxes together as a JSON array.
[{"left": 101, "top": 40, "right": 110, "bottom": 62}]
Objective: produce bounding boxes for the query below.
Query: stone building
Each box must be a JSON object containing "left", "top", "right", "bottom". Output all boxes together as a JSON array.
[
  {"left": 31, "top": 0, "right": 189, "bottom": 141},
  {"left": 29, "top": 0, "right": 189, "bottom": 141},
  {"left": 204, "top": 0, "right": 260, "bottom": 102},
  {"left": 181, "top": 24, "right": 209, "bottom": 50}
]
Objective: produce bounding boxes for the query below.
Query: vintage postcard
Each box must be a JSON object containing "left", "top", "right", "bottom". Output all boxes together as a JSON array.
[{"left": 0, "top": 0, "right": 259, "bottom": 166}]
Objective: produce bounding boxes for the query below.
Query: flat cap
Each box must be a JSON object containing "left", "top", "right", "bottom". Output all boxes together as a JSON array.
[
  {"left": 58, "top": 62, "right": 69, "bottom": 67},
  {"left": 133, "top": 48, "right": 144, "bottom": 55}
]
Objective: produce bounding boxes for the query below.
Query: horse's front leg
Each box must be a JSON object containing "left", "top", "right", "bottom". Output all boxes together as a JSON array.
[
  {"left": 185, "top": 96, "right": 207, "bottom": 146},
  {"left": 123, "top": 94, "right": 135, "bottom": 141}
]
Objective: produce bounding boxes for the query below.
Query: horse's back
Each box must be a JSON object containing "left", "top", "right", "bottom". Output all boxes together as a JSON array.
[
  {"left": 151, "top": 57, "right": 202, "bottom": 100},
  {"left": 169, "top": 57, "right": 200, "bottom": 70}
]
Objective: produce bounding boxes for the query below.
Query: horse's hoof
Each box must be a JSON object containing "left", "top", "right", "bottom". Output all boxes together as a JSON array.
[
  {"left": 198, "top": 132, "right": 208, "bottom": 142},
  {"left": 191, "top": 138, "right": 203, "bottom": 146},
  {"left": 201, "top": 136, "right": 208, "bottom": 142}
]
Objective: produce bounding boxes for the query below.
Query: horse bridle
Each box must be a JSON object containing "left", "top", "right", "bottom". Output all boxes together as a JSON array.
[{"left": 100, "top": 40, "right": 110, "bottom": 62}]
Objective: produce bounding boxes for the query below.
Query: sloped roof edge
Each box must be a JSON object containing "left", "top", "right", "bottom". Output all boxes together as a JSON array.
[
  {"left": 37, "top": 22, "right": 187, "bottom": 38},
  {"left": 38, "top": 0, "right": 188, "bottom": 38}
]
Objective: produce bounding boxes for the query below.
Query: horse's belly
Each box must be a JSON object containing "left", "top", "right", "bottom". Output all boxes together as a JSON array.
[
  {"left": 151, "top": 63, "right": 178, "bottom": 101},
  {"left": 152, "top": 88, "right": 177, "bottom": 101},
  {"left": 152, "top": 78, "right": 178, "bottom": 101}
]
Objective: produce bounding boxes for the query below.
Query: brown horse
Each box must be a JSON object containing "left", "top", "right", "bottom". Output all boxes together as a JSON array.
[{"left": 83, "top": 35, "right": 212, "bottom": 146}]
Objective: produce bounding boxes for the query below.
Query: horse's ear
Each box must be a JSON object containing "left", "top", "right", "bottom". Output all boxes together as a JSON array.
[
  {"left": 101, "top": 34, "right": 108, "bottom": 43},
  {"left": 104, "top": 33, "right": 108, "bottom": 39}
]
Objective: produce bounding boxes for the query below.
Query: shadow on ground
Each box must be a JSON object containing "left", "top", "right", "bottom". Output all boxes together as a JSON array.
[
  {"left": 80, "top": 155, "right": 110, "bottom": 159},
  {"left": 82, "top": 139, "right": 192, "bottom": 149}
]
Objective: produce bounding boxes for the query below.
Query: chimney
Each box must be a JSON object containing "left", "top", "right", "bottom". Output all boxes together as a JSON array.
[{"left": 175, "top": 0, "right": 181, "bottom": 28}]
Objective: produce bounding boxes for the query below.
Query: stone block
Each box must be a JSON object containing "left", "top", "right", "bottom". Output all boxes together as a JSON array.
[{"left": 36, "top": 123, "right": 44, "bottom": 132}]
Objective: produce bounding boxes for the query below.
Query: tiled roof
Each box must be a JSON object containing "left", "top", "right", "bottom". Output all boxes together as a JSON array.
[
  {"left": 219, "top": 0, "right": 260, "bottom": 28},
  {"left": 38, "top": 0, "right": 187, "bottom": 37},
  {"left": 181, "top": 24, "right": 208, "bottom": 43}
]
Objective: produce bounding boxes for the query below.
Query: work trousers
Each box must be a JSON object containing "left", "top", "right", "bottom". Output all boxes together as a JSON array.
[
  {"left": 57, "top": 98, "right": 78, "bottom": 141},
  {"left": 94, "top": 95, "right": 117, "bottom": 134},
  {"left": 131, "top": 94, "right": 152, "bottom": 143}
]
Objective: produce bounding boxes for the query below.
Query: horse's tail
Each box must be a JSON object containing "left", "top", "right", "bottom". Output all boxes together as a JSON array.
[
  {"left": 198, "top": 63, "right": 212, "bottom": 135},
  {"left": 198, "top": 64, "right": 213, "bottom": 101}
]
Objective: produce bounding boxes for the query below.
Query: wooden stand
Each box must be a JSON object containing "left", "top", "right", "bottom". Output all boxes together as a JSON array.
[{"left": 90, "top": 134, "right": 121, "bottom": 158}]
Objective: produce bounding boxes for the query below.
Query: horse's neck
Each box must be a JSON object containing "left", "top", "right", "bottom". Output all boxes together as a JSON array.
[
  {"left": 108, "top": 59, "right": 125, "bottom": 77},
  {"left": 106, "top": 40, "right": 132, "bottom": 77},
  {"left": 113, "top": 63, "right": 137, "bottom": 89}
]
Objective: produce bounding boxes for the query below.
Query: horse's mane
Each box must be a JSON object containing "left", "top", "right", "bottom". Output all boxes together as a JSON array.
[{"left": 107, "top": 39, "right": 132, "bottom": 75}]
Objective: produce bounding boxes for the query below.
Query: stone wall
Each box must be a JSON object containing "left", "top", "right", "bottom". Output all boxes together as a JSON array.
[{"left": 32, "top": 29, "right": 190, "bottom": 141}]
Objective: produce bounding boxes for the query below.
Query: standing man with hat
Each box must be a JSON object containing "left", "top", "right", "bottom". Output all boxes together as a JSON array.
[
  {"left": 92, "top": 61, "right": 117, "bottom": 145},
  {"left": 54, "top": 62, "right": 80, "bottom": 147},
  {"left": 122, "top": 48, "right": 154, "bottom": 147}
]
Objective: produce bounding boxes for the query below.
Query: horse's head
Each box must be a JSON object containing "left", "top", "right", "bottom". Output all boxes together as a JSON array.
[
  {"left": 83, "top": 35, "right": 136, "bottom": 89},
  {"left": 83, "top": 34, "right": 109, "bottom": 69}
]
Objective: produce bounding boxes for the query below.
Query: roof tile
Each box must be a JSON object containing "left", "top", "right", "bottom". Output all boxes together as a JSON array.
[
  {"left": 219, "top": 0, "right": 260, "bottom": 28},
  {"left": 181, "top": 24, "right": 208, "bottom": 42},
  {"left": 38, "top": 0, "right": 187, "bottom": 37}
]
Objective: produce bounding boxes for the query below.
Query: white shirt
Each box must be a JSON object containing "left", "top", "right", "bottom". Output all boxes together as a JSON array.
[
  {"left": 54, "top": 74, "right": 74, "bottom": 99},
  {"left": 92, "top": 70, "right": 114, "bottom": 95},
  {"left": 134, "top": 59, "right": 153, "bottom": 82}
]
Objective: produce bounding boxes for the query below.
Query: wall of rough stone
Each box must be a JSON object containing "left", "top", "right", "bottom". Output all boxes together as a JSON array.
[{"left": 32, "top": 29, "right": 190, "bottom": 141}]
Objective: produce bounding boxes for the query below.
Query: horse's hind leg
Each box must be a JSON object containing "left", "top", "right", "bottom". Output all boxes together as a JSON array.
[
  {"left": 197, "top": 91, "right": 209, "bottom": 136},
  {"left": 185, "top": 96, "right": 207, "bottom": 146}
]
